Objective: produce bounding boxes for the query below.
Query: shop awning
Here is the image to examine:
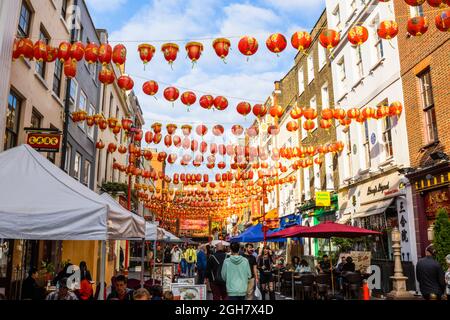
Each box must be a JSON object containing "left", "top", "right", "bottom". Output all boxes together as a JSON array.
[{"left": 352, "top": 198, "right": 395, "bottom": 219}]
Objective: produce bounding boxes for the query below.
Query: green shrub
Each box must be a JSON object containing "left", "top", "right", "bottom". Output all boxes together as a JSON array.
[{"left": 433, "top": 208, "right": 450, "bottom": 269}]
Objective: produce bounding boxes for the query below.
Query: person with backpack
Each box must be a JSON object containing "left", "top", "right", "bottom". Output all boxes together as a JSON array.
[
  {"left": 221, "top": 242, "right": 252, "bottom": 300},
  {"left": 184, "top": 245, "right": 197, "bottom": 277},
  {"left": 206, "top": 243, "right": 227, "bottom": 300}
]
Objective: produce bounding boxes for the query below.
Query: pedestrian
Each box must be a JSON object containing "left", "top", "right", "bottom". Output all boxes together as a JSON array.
[
  {"left": 416, "top": 245, "right": 446, "bottom": 300},
  {"left": 335, "top": 255, "right": 347, "bottom": 291},
  {"left": 21, "top": 267, "right": 45, "bottom": 300},
  {"left": 156, "top": 244, "right": 163, "bottom": 263},
  {"left": 76, "top": 262, "right": 94, "bottom": 301},
  {"left": 257, "top": 246, "right": 275, "bottom": 300},
  {"left": 221, "top": 242, "right": 251, "bottom": 301},
  {"left": 171, "top": 245, "right": 183, "bottom": 275},
  {"left": 184, "top": 245, "right": 197, "bottom": 278},
  {"left": 106, "top": 275, "right": 134, "bottom": 300},
  {"left": 445, "top": 254, "right": 450, "bottom": 300},
  {"left": 196, "top": 245, "right": 207, "bottom": 284},
  {"left": 206, "top": 243, "right": 227, "bottom": 300},
  {"left": 242, "top": 243, "right": 258, "bottom": 300},
  {"left": 164, "top": 245, "right": 172, "bottom": 263},
  {"left": 133, "top": 288, "right": 151, "bottom": 300},
  {"left": 46, "top": 278, "right": 78, "bottom": 300},
  {"left": 316, "top": 255, "right": 331, "bottom": 273},
  {"left": 341, "top": 256, "right": 355, "bottom": 273}
]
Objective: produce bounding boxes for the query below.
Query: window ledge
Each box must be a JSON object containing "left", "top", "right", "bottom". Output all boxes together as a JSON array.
[
  {"left": 51, "top": 92, "right": 64, "bottom": 108},
  {"left": 359, "top": 168, "right": 371, "bottom": 175},
  {"left": 34, "top": 72, "right": 49, "bottom": 90},
  {"left": 20, "top": 57, "right": 31, "bottom": 69},
  {"left": 351, "top": 76, "right": 365, "bottom": 90},
  {"left": 379, "top": 157, "right": 394, "bottom": 168},
  {"left": 369, "top": 57, "right": 386, "bottom": 75},
  {"left": 337, "top": 92, "right": 348, "bottom": 103},
  {"left": 60, "top": 16, "right": 70, "bottom": 35},
  {"left": 420, "top": 140, "right": 440, "bottom": 152},
  {"left": 50, "top": 0, "right": 58, "bottom": 10}
]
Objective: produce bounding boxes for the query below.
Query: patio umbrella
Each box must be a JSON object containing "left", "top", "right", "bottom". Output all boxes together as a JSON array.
[
  {"left": 266, "top": 225, "right": 310, "bottom": 239},
  {"left": 285, "top": 221, "right": 381, "bottom": 295},
  {"left": 209, "top": 240, "right": 230, "bottom": 247}
]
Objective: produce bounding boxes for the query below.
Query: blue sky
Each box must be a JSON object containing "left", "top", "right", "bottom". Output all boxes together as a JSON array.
[{"left": 85, "top": 0, "right": 326, "bottom": 175}]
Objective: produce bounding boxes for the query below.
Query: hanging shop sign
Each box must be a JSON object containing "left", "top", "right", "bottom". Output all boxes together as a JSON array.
[
  {"left": 315, "top": 191, "right": 331, "bottom": 207},
  {"left": 26, "top": 130, "right": 61, "bottom": 152},
  {"left": 423, "top": 188, "right": 450, "bottom": 220},
  {"left": 250, "top": 200, "right": 261, "bottom": 225}
]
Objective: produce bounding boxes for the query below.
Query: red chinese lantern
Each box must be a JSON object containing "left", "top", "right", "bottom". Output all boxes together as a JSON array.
[
  {"left": 196, "top": 125, "right": 208, "bottom": 136},
  {"left": 164, "top": 135, "right": 172, "bottom": 147},
  {"left": 181, "top": 125, "right": 192, "bottom": 136},
  {"left": 267, "top": 125, "right": 280, "bottom": 136},
  {"left": 238, "top": 36, "right": 258, "bottom": 58},
  {"left": 407, "top": 16, "right": 429, "bottom": 36},
  {"left": 84, "top": 42, "right": 98, "bottom": 64},
  {"left": 33, "top": 40, "right": 48, "bottom": 62},
  {"left": 247, "top": 126, "right": 259, "bottom": 137},
  {"left": 321, "top": 109, "right": 334, "bottom": 120},
  {"left": 161, "top": 43, "right": 179, "bottom": 67},
  {"left": 118, "top": 145, "right": 127, "bottom": 154},
  {"left": 333, "top": 108, "right": 346, "bottom": 120},
  {"left": 99, "top": 66, "right": 115, "bottom": 85},
  {"left": 286, "top": 121, "right": 299, "bottom": 132},
  {"left": 98, "top": 43, "right": 112, "bottom": 65},
  {"left": 167, "top": 154, "right": 177, "bottom": 164},
  {"left": 166, "top": 124, "right": 177, "bottom": 135},
  {"left": 45, "top": 46, "right": 57, "bottom": 63},
  {"left": 143, "top": 80, "right": 158, "bottom": 96},
  {"left": 347, "top": 108, "right": 360, "bottom": 119},
  {"left": 182, "top": 137, "right": 190, "bottom": 149},
  {"left": 290, "top": 106, "right": 303, "bottom": 120},
  {"left": 404, "top": 0, "right": 425, "bottom": 5},
  {"left": 303, "top": 108, "right": 318, "bottom": 120},
  {"left": 200, "top": 141, "right": 208, "bottom": 154},
  {"left": 218, "top": 162, "right": 226, "bottom": 170},
  {"left": 96, "top": 140, "right": 105, "bottom": 149},
  {"left": 173, "top": 135, "right": 181, "bottom": 147},
  {"left": 181, "top": 91, "right": 197, "bottom": 108},
  {"left": 151, "top": 122, "right": 162, "bottom": 133},
  {"left": 199, "top": 95, "right": 214, "bottom": 110},
  {"left": 435, "top": 10, "right": 450, "bottom": 32},
  {"left": 164, "top": 87, "right": 180, "bottom": 103},
  {"left": 231, "top": 125, "right": 244, "bottom": 136},
  {"left": 122, "top": 118, "right": 133, "bottom": 131},
  {"left": 145, "top": 131, "right": 154, "bottom": 144},
  {"left": 269, "top": 105, "right": 283, "bottom": 118},
  {"left": 70, "top": 42, "right": 85, "bottom": 61},
  {"left": 107, "top": 143, "right": 117, "bottom": 153},
  {"left": 348, "top": 26, "right": 369, "bottom": 45},
  {"left": 377, "top": 21, "right": 399, "bottom": 40},
  {"left": 98, "top": 119, "right": 108, "bottom": 130},
  {"left": 212, "top": 125, "right": 224, "bottom": 136},
  {"left": 212, "top": 38, "right": 231, "bottom": 61},
  {"left": 427, "top": 0, "right": 445, "bottom": 6},
  {"left": 236, "top": 101, "right": 251, "bottom": 116},
  {"left": 252, "top": 104, "right": 267, "bottom": 117},
  {"left": 117, "top": 75, "right": 134, "bottom": 91},
  {"left": 57, "top": 41, "right": 71, "bottom": 62},
  {"left": 64, "top": 59, "right": 77, "bottom": 78},
  {"left": 389, "top": 101, "right": 403, "bottom": 117},
  {"left": 266, "top": 33, "right": 287, "bottom": 54},
  {"left": 157, "top": 152, "right": 167, "bottom": 162},
  {"left": 138, "top": 43, "right": 155, "bottom": 66},
  {"left": 320, "top": 119, "right": 332, "bottom": 130},
  {"left": 339, "top": 117, "right": 352, "bottom": 127},
  {"left": 303, "top": 120, "right": 316, "bottom": 132},
  {"left": 12, "top": 39, "right": 20, "bottom": 60},
  {"left": 362, "top": 107, "right": 376, "bottom": 119},
  {"left": 319, "top": 29, "right": 340, "bottom": 52},
  {"left": 291, "top": 31, "right": 312, "bottom": 52},
  {"left": 214, "top": 96, "right": 228, "bottom": 111},
  {"left": 112, "top": 44, "right": 127, "bottom": 66},
  {"left": 185, "top": 42, "right": 203, "bottom": 65}
]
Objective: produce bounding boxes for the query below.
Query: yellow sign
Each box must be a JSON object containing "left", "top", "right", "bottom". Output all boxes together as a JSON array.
[{"left": 315, "top": 191, "right": 331, "bottom": 207}]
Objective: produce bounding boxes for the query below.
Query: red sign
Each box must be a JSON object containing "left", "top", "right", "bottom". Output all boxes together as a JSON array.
[
  {"left": 27, "top": 133, "right": 61, "bottom": 152},
  {"left": 424, "top": 189, "right": 450, "bottom": 219}
]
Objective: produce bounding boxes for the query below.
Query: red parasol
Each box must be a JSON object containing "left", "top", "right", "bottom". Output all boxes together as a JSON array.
[
  {"left": 267, "top": 225, "right": 310, "bottom": 239},
  {"left": 286, "top": 221, "right": 381, "bottom": 239}
]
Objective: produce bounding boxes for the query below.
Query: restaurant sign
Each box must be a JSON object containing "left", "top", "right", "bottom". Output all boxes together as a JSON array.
[
  {"left": 315, "top": 191, "right": 331, "bottom": 207},
  {"left": 424, "top": 189, "right": 450, "bottom": 219},
  {"left": 27, "top": 132, "right": 61, "bottom": 152}
]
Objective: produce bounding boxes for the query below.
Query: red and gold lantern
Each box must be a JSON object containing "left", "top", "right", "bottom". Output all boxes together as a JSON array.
[
  {"left": 163, "top": 86, "right": 179, "bottom": 102},
  {"left": 252, "top": 104, "right": 267, "bottom": 117},
  {"left": 303, "top": 108, "right": 318, "bottom": 120},
  {"left": 99, "top": 66, "right": 115, "bottom": 85},
  {"left": 117, "top": 75, "right": 134, "bottom": 91},
  {"left": 161, "top": 43, "right": 179, "bottom": 66},
  {"left": 266, "top": 33, "right": 287, "bottom": 54},
  {"left": 389, "top": 101, "right": 403, "bottom": 117},
  {"left": 231, "top": 125, "right": 244, "bottom": 136},
  {"left": 143, "top": 80, "right": 158, "bottom": 96},
  {"left": 96, "top": 140, "right": 105, "bottom": 149},
  {"left": 196, "top": 125, "right": 208, "bottom": 136},
  {"left": 404, "top": 0, "right": 425, "bottom": 5},
  {"left": 303, "top": 120, "right": 316, "bottom": 132},
  {"left": 213, "top": 96, "right": 228, "bottom": 111},
  {"left": 213, "top": 125, "right": 224, "bottom": 136},
  {"left": 98, "top": 43, "right": 112, "bottom": 65},
  {"left": 212, "top": 38, "right": 231, "bottom": 61},
  {"left": 348, "top": 26, "right": 369, "bottom": 45},
  {"left": 267, "top": 125, "right": 280, "bottom": 136},
  {"left": 199, "top": 95, "right": 214, "bottom": 110},
  {"left": 291, "top": 31, "right": 312, "bottom": 52},
  {"left": 238, "top": 36, "right": 258, "bottom": 58},
  {"left": 64, "top": 59, "right": 77, "bottom": 78},
  {"left": 57, "top": 41, "right": 71, "bottom": 62},
  {"left": 138, "top": 43, "right": 155, "bottom": 66},
  {"left": 269, "top": 105, "right": 283, "bottom": 118},
  {"left": 319, "top": 29, "right": 340, "bottom": 52},
  {"left": 286, "top": 121, "right": 299, "bottom": 132},
  {"left": 185, "top": 42, "right": 203, "bottom": 64},
  {"left": 180, "top": 91, "right": 197, "bottom": 108},
  {"left": 236, "top": 101, "right": 251, "bottom": 116},
  {"left": 435, "top": 10, "right": 450, "bottom": 32},
  {"left": 84, "top": 42, "right": 98, "bottom": 64},
  {"left": 70, "top": 42, "right": 84, "bottom": 61},
  {"left": 112, "top": 44, "right": 127, "bottom": 66},
  {"left": 407, "top": 16, "right": 429, "bottom": 36},
  {"left": 33, "top": 40, "right": 48, "bottom": 62},
  {"left": 320, "top": 119, "right": 332, "bottom": 130}
]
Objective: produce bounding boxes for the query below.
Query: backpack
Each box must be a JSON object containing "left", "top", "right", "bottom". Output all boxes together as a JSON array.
[{"left": 210, "top": 254, "right": 225, "bottom": 284}]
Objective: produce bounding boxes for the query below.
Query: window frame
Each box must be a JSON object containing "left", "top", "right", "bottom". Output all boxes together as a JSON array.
[
  {"left": 355, "top": 45, "right": 364, "bottom": 78},
  {"left": 337, "top": 57, "right": 346, "bottom": 82},
  {"left": 418, "top": 70, "right": 438, "bottom": 144},
  {"left": 74, "top": 152, "right": 82, "bottom": 181},
  {"left": 363, "top": 120, "right": 371, "bottom": 169},
  {"left": 307, "top": 53, "right": 315, "bottom": 84},
  {"left": 5, "top": 90, "right": 22, "bottom": 150},
  {"left": 87, "top": 104, "right": 95, "bottom": 139},
  {"left": 69, "top": 78, "right": 78, "bottom": 113},
  {"left": 83, "top": 160, "right": 91, "bottom": 186},
  {"left": 64, "top": 144, "right": 72, "bottom": 173},
  {"left": 35, "top": 26, "right": 50, "bottom": 79},
  {"left": 30, "top": 107, "right": 43, "bottom": 129},
  {"left": 61, "top": 0, "right": 68, "bottom": 20},
  {"left": 298, "top": 66, "right": 305, "bottom": 95},
  {"left": 78, "top": 90, "right": 87, "bottom": 131},
  {"left": 18, "top": 1, "right": 32, "bottom": 37},
  {"left": 53, "top": 59, "right": 63, "bottom": 96}
]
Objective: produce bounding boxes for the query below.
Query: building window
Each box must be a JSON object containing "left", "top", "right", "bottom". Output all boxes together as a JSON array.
[
  {"left": 53, "top": 59, "right": 63, "bottom": 96},
  {"left": 74, "top": 152, "right": 82, "bottom": 180},
  {"left": 5, "top": 90, "right": 22, "bottom": 150},
  {"left": 97, "top": 149, "right": 103, "bottom": 185},
  {"left": 372, "top": 16, "right": 384, "bottom": 61},
  {"left": 47, "top": 124, "right": 57, "bottom": 164},
  {"left": 75, "top": 24, "right": 83, "bottom": 42},
  {"left": 337, "top": 57, "right": 346, "bottom": 82},
  {"left": 363, "top": 120, "right": 371, "bottom": 169},
  {"left": 87, "top": 104, "right": 95, "bottom": 139},
  {"left": 18, "top": 1, "right": 32, "bottom": 37},
  {"left": 108, "top": 94, "right": 113, "bottom": 117},
  {"left": 30, "top": 108, "right": 42, "bottom": 128},
  {"left": 321, "top": 85, "right": 329, "bottom": 109},
  {"left": 35, "top": 27, "right": 49, "bottom": 79},
  {"left": 105, "top": 152, "right": 110, "bottom": 182},
  {"left": 318, "top": 43, "right": 326, "bottom": 69},
  {"left": 325, "top": 152, "right": 334, "bottom": 190},
  {"left": 355, "top": 45, "right": 364, "bottom": 78},
  {"left": 303, "top": 168, "right": 310, "bottom": 200},
  {"left": 418, "top": 70, "right": 438, "bottom": 143},
  {"left": 333, "top": 5, "right": 341, "bottom": 29},
  {"left": 307, "top": 54, "right": 314, "bottom": 83},
  {"left": 298, "top": 67, "right": 305, "bottom": 95},
  {"left": 84, "top": 160, "right": 91, "bottom": 186},
  {"left": 410, "top": 5, "right": 424, "bottom": 17},
  {"left": 68, "top": 78, "right": 78, "bottom": 112},
  {"left": 313, "top": 161, "right": 320, "bottom": 191},
  {"left": 380, "top": 99, "right": 394, "bottom": 158},
  {"left": 61, "top": 0, "right": 68, "bottom": 19},
  {"left": 78, "top": 91, "right": 87, "bottom": 131},
  {"left": 346, "top": 129, "right": 352, "bottom": 177},
  {"left": 64, "top": 144, "right": 72, "bottom": 172},
  {"left": 310, "top": 96, "right": 318, "bottom": 130}
]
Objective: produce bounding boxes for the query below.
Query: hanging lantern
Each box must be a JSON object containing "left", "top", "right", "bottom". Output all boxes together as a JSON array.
[
  {"left": 214, "top": 96, "right": 228, "bottom": 110},
  {"left": 404, "top": 0, "right": 426, "bottom": 5},
  {"left": 252, "top": 104, "right": 267, "bottom": 117},
  {"left": 121, "top": 118, "right": 133, "bottom": 131},
  {"left": 64, "top": 59, "right": 77, "bottom": 79},
  {"left": 181, "top": 124, "right": 192, "bottom": 136},
  {"left": 96, "top": 140, "right": 105, "bottom": 149},
  {"left": 138, "top": 43, "right": 155, "bottom": 66},
  {"left": 151, "top": 122, "right": 162, "bottom": 133},
  {"left": 200, "top": 141, "right": 208, "bottom": 154},
  {"left": 266, "top": 33, "right": 287, "bottom": 54},
  {"left": 348, "top": 26, "right": 369, "bottom": 45},
  {"left": 303, "top": 120, "right": 316, "bottom": 132},
  {"left": 319, "top": 29, "right": 340, "bottom": 52},
  {"left": 163, "top": 86, "right": 180, "bottom": 103},
  {"left": 161, "top": 43, "right": 179, "bottom": 66},
  {"left": 117, "top": 75, "right": 134, "bottom": 91},
  {"left": 303, "top": 108, "right": 318, "bottom": 120},
  {"left": 107, "top": 143, "right": 117, "bottom": 153},
  {"left": 57, "top": 41, "right": 71, "bottom": 62},
  {"left": 427, "top": 0, "right": 445, "bottom": 6},
  {"left": 212, "top": 125, "right": 224, "bottom": 136},
  {"left": 185, "top": 42, "right": 203, "bottom": 65},
  {"left": 407, "top": 16, "right": 429, "bottom": 36},
  {"left": 321, "top": 108, "right": 334, "bottom": 121},
  {"left": 84, "top": 42, "right": 99, "bottom": 64},
  {"left": 286, "top": 121, "right": 299, "bottom": 132},
  {"left": 173, "top": 135, "right": 181, "bottom": 147},
  {"left": 12, "top": 39, "right": 21, "bottom": 60},
  {"left": 196, "top": 125, "right": 208, "bottom": 136},
  {"left": 247, "top": 126, "right": 259, "bottom": 137},
  {"left": 268, "top": 125, "right": 280, "bottom": 136},
  {"left": 181, "top": 91, "right": 197, "bottom": 109},
  {"left": 112, "top": 125, "right": 121, "bottom": 135},
  {"left": 218, "top": 162, "right": 226, "bottom": 170},
  {"left": 112, "top": 44, "right": 127, "bottom": 66},
  {"left": 291, "top": 31, "right": 312, "bottom": 53},
  {"left": 236, "top": 101, "right": 251, "bottom": 116},
  {"left": 166, "top": 124, "right": 177, "bottom": 135},
  {"left": 347, "top": 108, "right": 360, "bottom": 119},
  {"left": 164, "top": 135, "right": 172, "bottom": 147},
  {"left": 339, "top": 117, "right": 352, "bottom": 127},
  {"left": 157, "top": 152, "right": 167, "bottom": 162},
  {"left": 199, "top": 95, "right": 214, "bottom": 110},
  {"left": 145, "top": 131, "right": 154, "bottom": 144},
  {"left": 231, "top": 125, "right": 244, "bottom": 136},
  {"left": 435, "top": 10, "right": 450, "bottom": 32},
  {"left": 45, "top": 46, "right": 57, "bottom": 63},
  {"left": 377, "top": 20, "right": 399, "bottom": 40},
  {"left": 210, "top": 144, "right": 218, "bottom": 155},
  {"left": 143, "top": 80, "right": 158, "bottom": 96},
  {"left": 99, "top": 66, "right": 115, "bottom": 85},
  {"left": 69, "top": 41, "right": 84, "bottom": 61},
  {"left": 182, "top": 137, "right": 190, "bottom": 149},
  {"left": 212, "top": 38, "right": 231, "bottom": 61},
  {"left": 320, "top": 119, "right": 332, "bottom": 130},
  {"left": 362, "top": 107, "right": 376, "bottom": 119},
  {"left": 33, "top": 40, "right": 48, "bottom": 62},
  {"left": 389, "top": 101, "right": 403, "bottom": 117},
  {"left": 118, "top": 145, "right": 127, "bottom": 154},
  {"left": 98, "top": 43, "right": 112, "bottom": 65},
  {"left": 269, "top": 105, "right": 283, "bottom": 118},
  {"left": 98, "top": 118, "right": 108, "bottom": 130},
  {"left": 238, "top": 36, "right": 258, "bottom": 58},
  {"left": 167, "top": 154, "right": 177, "bottom": 164},
  {"left": 333, "top": 108, "right": 346, "bottom": 120},
  {"left": 290, "top": 106, "right": 303, "bottom": 120}
]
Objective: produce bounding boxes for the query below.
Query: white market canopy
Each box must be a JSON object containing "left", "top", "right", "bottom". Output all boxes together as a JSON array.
[{"left": 0, "top": 144, "right": 145, "bottom": 240}]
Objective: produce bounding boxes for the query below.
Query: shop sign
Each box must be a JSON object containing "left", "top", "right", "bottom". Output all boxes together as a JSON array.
[
  {"left": 367, "top": 181, "right": 390, "bottom": 196},
  {"left": 250, "top": 200, "right": 261, "bottom": 224},
  {"left": 27, "top": 132, "right": 61, "bottom": 152},
  {"left": 315, "top": 191, "right": 331, "bottom": 207},
  {"left": 424, "top": 189, "right": 450, "bottom": 219}
]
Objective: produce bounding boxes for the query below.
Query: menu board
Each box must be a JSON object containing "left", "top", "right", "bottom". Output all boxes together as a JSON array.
[{"left": 153, "top": 263, "right": 174, "bottom": 292}]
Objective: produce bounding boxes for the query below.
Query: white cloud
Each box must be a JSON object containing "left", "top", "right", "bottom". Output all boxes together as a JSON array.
[
  {"left": 262, "top": 0, "right": 326, "bottom": 11},
  {"left": 86, "top": 0, "right": 128, "bottom": 12}
]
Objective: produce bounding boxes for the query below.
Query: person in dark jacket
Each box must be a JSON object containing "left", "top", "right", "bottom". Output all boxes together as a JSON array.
[
  {"left": 106, "top": 275, "right": 134, "bottom": 300},
  {"left": 416, "top": 245, "right": 446, "bottom": 300},
  {"left": 196, "top": 245, "right": 207, "bottom": 284},
  {"left": 206, "top": 243, "right": 227, "bottom": 300},
  {"left": 341, "top": 256, "right": 356, "bottom": 273},
  {"left": 21, "top": 267, "right": 45, "bottom": 300}
]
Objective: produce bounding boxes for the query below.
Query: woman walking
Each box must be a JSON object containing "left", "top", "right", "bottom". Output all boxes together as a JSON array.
[{"left": 257, "top": 246, "right": 275, "bottom": 300}]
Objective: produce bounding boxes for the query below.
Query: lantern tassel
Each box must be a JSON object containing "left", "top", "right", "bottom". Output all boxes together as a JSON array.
[{"left": 387, "top": 39, "right": 396, "bottom": 50}]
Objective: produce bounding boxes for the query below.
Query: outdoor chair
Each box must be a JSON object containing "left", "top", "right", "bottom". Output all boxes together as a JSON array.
[
  {"left": 280, "top": 271, "right": 293, "bottom": 297},
  {"left": 315, "top": 273, "right": 331, "bottom": 300},
  {"left": 294, "top": 273, "right": 315, "bottom": 300},
  {"left": 343, "top": 272, "right": 362, "bottom": 300}
]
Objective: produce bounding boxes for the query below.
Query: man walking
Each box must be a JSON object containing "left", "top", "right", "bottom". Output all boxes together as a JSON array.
[
  {"left": 171, "top": 245, "right": 182, "bottom": 275},
  {"left": 242, "top": 243, "right": 258, "bottom": 300},
  {"left": 416, "top": 245, "right": 446, "bottom": 300},
  {"left": 221, "top": 242, "right": 252, "bottom": 300},
  {"left": 184, "top": 245, "right": 197, "bottom": 278},
  {"left": 206, "top": 243, "right": 227, "bottom": 300},
  {"left": 196, "top": 245, "right": 207, "bottom": 284}
]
